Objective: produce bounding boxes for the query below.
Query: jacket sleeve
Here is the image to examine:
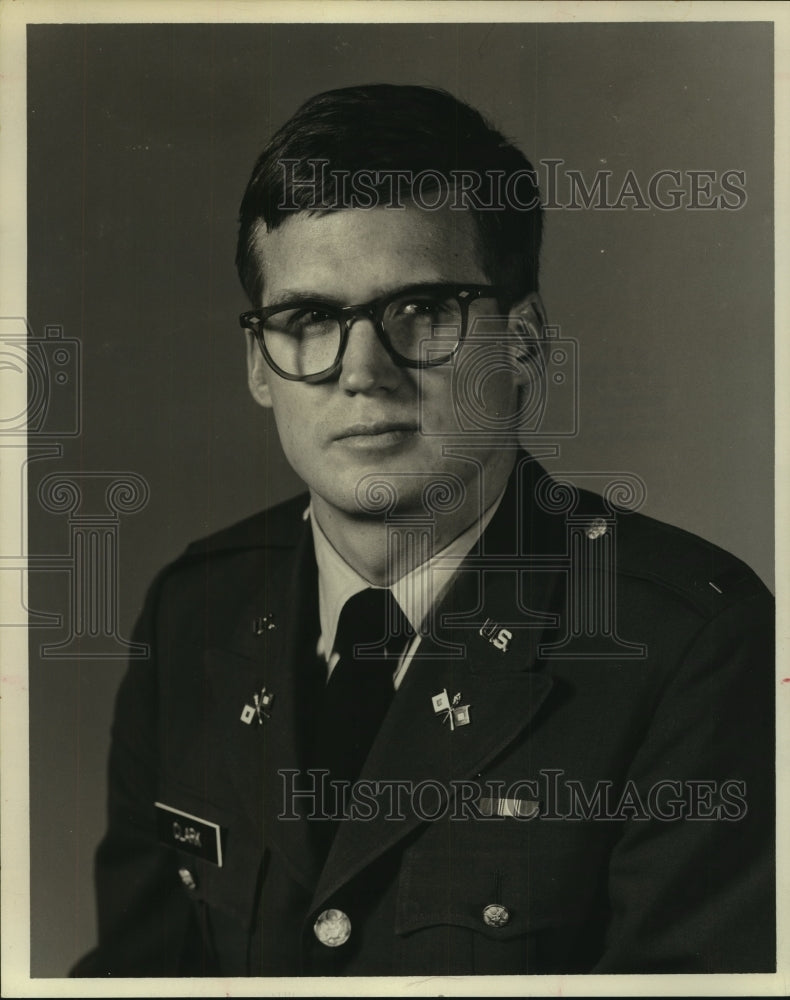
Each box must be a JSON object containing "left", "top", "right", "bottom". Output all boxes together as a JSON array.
[
  {"left": 70, "top": 570, "right": 213, "bottom": 977},
  {"left": 592, "top": 586, "right": 775, "bottom": 973}
]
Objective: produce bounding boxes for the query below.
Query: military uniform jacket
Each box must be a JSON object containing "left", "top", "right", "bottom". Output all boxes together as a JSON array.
[{"left": 73, "top": 455, "right": 775, "bottom": 977}]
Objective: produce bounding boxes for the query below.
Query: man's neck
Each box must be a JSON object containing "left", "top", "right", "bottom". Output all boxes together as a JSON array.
[{"left": 309, "top": 454, "right": 517, "bottom": 586}]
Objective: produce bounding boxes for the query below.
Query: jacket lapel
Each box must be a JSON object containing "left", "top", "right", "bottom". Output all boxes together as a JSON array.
[
  {"left": 203, "top": 513, "right": 325, "bottom": 890},
  {"left": 310, "top": 454, "right": 567, "bottom": 910}
]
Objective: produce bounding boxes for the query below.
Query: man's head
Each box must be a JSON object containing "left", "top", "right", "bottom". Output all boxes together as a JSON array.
[
  {"left": 236, "top": 84, "right": 543, "bottom": 307},
  {"left": 237, "top": 85, "right": 546, "bottom": 539}
]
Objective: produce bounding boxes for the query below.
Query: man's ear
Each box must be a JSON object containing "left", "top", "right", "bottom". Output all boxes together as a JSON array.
[
  {"left": 507, "top": 291, "right": 548, "bottom": 380},
  {"left": 245, "top": 330, "right": 273, "bottom": 408}
]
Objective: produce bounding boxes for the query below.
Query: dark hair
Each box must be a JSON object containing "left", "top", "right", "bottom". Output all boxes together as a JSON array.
[{"left": 236, "top": 84, "right": 543, "bottom": 306}]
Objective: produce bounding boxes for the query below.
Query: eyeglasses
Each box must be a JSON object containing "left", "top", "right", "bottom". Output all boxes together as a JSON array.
[{"left": 239, "top": 282, "right": 501, "bottom": 383}]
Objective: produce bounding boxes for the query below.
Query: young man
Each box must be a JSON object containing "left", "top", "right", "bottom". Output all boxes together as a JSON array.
[{"left": 73, "top": 85, "right": 774, "bottom": 977}]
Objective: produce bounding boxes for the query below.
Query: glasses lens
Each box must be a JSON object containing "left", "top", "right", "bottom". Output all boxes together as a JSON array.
[
  {"left": 262, "top": 307, "right": 341, "bottom": 377},
  {"left": 383, "top": 290, "right": 463, "bottom": 363}
]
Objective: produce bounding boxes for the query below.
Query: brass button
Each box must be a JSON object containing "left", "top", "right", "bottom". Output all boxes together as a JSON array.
[
  {"left": 313, "top": 908, "right": 352, "bottom": 947},
  {"left": 586, "top": 517, "right": 607, "bottom": 540},
  {"left": 482, "top": 903, "right": 510, "bottom": 928},
  {"left": 178, "top": 867, "right": 197, "bottom": 890}
]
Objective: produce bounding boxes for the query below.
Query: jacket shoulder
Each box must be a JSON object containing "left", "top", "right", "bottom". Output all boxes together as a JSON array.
[
  {"left": 151, "top": 491, "right": 310, "bottom": 592},
  {"left": 183, "top": 491, "right": 310, "bottom": 557},
  {"left": 132, "top": 492, "right": 311, "bottom": 645},
  {"left": 524, "top": 459, "right": 770, "bottom": 619},
  {"left": 608, "top": 502, "right": 772, "bottom": 619}
]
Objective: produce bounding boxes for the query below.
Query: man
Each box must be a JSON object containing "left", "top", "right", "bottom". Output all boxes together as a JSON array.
[{"left": 73, "top": 84, "right": 774, "bottom": 977}]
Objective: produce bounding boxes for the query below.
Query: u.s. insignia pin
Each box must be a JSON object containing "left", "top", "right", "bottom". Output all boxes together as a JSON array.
[
  {"left": 252, "top": 614, "right": 276, "bottom": 634},
  {"left": 479, "top": 617, "right": 512, "bottom": 653}
]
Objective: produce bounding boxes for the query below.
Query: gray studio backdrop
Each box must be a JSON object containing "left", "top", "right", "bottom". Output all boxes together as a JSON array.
[{"left": 26, "top": 21, "right": 773, "bottom": 976}]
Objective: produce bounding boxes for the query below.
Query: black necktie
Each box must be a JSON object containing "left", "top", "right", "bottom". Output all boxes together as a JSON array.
[{"left": 313, "top": 588, "right": 414, "bottom": 825}]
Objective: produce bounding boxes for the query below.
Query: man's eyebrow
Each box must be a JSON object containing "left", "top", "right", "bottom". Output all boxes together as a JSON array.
[
  {"left": 263, "top": 280, "right": 469, "bottom": 310},
  {"left": 264, "top": 289, "right": 347, "bottom": 309}
]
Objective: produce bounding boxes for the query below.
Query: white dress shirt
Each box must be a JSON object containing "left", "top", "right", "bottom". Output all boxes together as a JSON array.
[{"left": 308, "top": 492, "right": 504, "bottom": 689}]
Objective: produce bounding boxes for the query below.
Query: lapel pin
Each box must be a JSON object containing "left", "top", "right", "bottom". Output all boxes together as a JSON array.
[
  {"left": 252, "top": 614, "right": 276, "bottom": 635},
  {"left": 240, "top": 686, "right": 275, "bottom": 725},
  {"left": 432, "top": 688, "right": 471, "bottom": 730},
  {"left": 479, "top": 617, "right": 512, "bottom": 653}
]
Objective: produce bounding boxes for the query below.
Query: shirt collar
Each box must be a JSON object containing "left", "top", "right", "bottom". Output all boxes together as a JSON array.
[{"left": 309, "top": 490, "right": 505, "bottom": 661}]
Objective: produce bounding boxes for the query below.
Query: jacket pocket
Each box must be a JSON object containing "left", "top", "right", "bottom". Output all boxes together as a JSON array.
[
  {"left": 157, "top": 781, "right": 264, "bottom": 974},
  {"left": 395, "top": 814, "right": 604, "bottom": 974},
  {"left": 395, "top": 822, "right": 542, "bottom": 973}
]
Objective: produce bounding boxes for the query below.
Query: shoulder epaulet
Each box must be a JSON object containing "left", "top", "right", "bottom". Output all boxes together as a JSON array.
[
  {"left": 609, "top": 506, "right": 771, "bottom": 618},
  {"left": 147, "top": 491, "right": 309, "bottom": 596},
  {"left": 182, "top": 490, "right": 310, "bottom": 557}
]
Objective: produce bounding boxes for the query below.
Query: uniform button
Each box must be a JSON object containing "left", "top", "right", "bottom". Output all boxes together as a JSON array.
[
  {"left": 178, "top": 867, "right": 197, "bottom": 890},
  {"left": 586, "top": 517, "right": 607, "bottom": 540},
  {"left": 313, "top": 908, "right": 352, "bottom": 947},
  {"left": 482, "top": 903, "right": 511, "bottom": 928}
]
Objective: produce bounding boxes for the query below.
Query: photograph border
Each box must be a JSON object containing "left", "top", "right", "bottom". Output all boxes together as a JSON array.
[{"left": 2, "top": 1, "right": 787, "bottom": 996}]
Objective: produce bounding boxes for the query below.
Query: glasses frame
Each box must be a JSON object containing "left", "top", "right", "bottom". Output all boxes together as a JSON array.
[{"left": 239, "top": 282, "right": 503, "bottom": 383}]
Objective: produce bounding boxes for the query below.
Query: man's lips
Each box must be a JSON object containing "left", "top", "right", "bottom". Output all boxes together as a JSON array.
[{"left": 333, "top": 421, "right": 419, "bottom": 441}]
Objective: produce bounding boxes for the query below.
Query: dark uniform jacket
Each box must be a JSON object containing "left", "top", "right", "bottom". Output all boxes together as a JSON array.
[{"left": 73, "top": 455, "right": 775, "bottom": 977}]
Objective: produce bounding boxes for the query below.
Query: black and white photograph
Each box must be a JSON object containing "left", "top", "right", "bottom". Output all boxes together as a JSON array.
[{"left": 1, "top": 1, "right": 786, "bottom": 994}]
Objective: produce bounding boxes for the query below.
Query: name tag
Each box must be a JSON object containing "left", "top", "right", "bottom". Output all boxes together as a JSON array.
[{"left": 155, "top": 802, "right": 224, "bottom": 866}]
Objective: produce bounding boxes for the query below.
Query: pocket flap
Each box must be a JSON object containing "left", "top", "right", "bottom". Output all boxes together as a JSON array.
[{"left": 158, "top": 784, "right": 262, "bottom": 925}]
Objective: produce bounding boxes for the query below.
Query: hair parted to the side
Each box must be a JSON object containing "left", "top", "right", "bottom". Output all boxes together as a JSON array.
[{"left": 236, "top": 84, "right": 543, "bottom": 307}]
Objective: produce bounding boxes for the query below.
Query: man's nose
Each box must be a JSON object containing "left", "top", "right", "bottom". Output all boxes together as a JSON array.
[{"left": 338, "top": 316, "right": 401, "bottom": 394}]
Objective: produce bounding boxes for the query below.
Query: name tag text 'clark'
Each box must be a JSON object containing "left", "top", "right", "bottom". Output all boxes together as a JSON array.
[{"left": 154, "top": 801, "right": 224, "bottom": 866}]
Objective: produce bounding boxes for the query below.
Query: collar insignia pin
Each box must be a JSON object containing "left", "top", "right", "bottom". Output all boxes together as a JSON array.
[
  {"left": 240, "top": 686, "right": 275, "bottom": 725},
  {"left": 432, "top": 688, "right": 471, "bottom": 731},
  {"left": 479, "top": 617, "right": 512, "bottom": 653}
]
